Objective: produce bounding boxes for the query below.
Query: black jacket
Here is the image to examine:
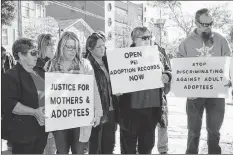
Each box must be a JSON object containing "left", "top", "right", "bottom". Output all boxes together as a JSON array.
[
  {"left": 87, "top": 55, "right": 119, "bottom": 123},
  {"left": 118, "top": 44, "right": 172, "bottom": 131},
  {"left": 1, "top": 63, "right": 47, "bottom": 143},
  {"left": 33, "top": 57, "right": 50, "bottom": 79}
]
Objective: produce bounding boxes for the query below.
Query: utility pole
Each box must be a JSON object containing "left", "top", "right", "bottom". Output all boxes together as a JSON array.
[{"left": 18, "top": 0, "right": 22, "bottom": 38}]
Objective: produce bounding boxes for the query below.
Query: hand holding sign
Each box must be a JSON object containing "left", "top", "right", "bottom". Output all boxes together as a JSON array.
[
  {"left": 224, "top": 80, "right": 232, "bottom": 88},
  {"left": 162, "top": 74, "right": 169, "bottom": 84},
  {"left": 34, "top": 106, "right": 45, "bottom": 126},
  {"left": 91, "top": 116, "right": 101, "bottom": 127}
]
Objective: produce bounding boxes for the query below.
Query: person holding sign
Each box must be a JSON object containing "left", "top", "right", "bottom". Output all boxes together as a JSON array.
[
  {"left": 44, "top": 31, "right": 103, "bottom": 154},
  {"left": 84, "top": 31, "right": 118, "bottom": 154},
  {"left": 177, "top": 8, "right": 232, "bottom": 154},
  {"left": 33, "top": 33, "right": 56, "bottom": 154},
  {"left": 119, "top": 27, "right": 172, "bottom": 154},
  {"left": 1, "top": 38, "right": 48, "bottom": 154}
]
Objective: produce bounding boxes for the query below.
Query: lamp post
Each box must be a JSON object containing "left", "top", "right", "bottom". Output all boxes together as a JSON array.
[{"left": 154, "top": 18, "right": 165, "bottom": 46}]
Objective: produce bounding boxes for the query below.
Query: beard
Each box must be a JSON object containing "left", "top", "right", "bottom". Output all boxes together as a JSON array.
[{"left": 201, "top": 31, "right": 214, "bottom": 45}]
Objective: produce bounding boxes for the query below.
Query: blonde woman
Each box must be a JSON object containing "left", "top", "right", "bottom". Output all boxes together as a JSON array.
[
  {"left": 34, "top": 34, "right": 55, "bottom": 79},
  {"left": 44, "top": 31, "right": 102, "bottom": 154}
]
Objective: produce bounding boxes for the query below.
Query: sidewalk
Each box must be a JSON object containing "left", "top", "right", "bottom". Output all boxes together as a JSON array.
[{"left": 2, "top": 97, "right": 233, "bottom": 154}]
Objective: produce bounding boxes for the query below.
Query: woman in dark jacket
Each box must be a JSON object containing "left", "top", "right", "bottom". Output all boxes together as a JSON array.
[
  {"left": 84, "top": 31, "right": 118, "bottom": 154},
  {"left": 33, "top": 33, "right": 55, "bottom": 78},
  {"left": 1, "top": 38, "right": 48, "bottom": 154},
  {"left": 118, "top": 27, "right": 172, "bottom": 154},
  {"left": 32, "top": 33, "right": 56, "bottom": 154}
]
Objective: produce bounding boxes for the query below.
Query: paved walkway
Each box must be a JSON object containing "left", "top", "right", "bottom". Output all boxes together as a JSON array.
[{"left": 2, "top": 97, "right": 233, "bottom": 154}]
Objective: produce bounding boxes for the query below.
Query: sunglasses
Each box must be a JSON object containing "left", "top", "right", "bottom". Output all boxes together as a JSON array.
[
  {"left": 198, "top": 21, "right": 213, "bottom": 27},
  {"left": 27, "top": 49, "right": 39, "bottom": 57},
  {"left": 137, "top": 35, "right": 152, "bottom": 41}
]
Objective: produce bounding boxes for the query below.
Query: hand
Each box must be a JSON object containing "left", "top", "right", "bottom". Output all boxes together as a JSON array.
[
  {"left": 188, "top": 97, "right": 198, "bottom": 100},
  {"left": 115, "top": 93, "right": 122, "bottom": 97},
  {"left": 91, "top": 116, "right": 101, "bottom": 127},
  {"left": 69, "top": 70, "right": 80, "bottom": 74},
  {"left": 224, "top": 80, "right": 232, "bottom": 88},
  {"left": 162, "top": 74, "right": 169, "bottom": 84},
  {"left": 34, "top": 106, "right": 45, "bottom": 126}
]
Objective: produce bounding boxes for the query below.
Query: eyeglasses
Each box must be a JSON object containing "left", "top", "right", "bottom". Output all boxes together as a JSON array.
[
  {"left": 198, "top": 21, "right": 213, "bottom": 27},
  {"left": 137, "top": 35, "right": 152, "bottom": 41},
  {"left": 65, "top": 45, "right": 76, "bottom": 51},
  {"left": 27, "top": 49, "right": 39, "bottom": 57}
]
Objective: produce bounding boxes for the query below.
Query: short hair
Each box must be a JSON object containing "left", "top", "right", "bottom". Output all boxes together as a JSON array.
[
  {"left": 131, "top": 27, "right": 151, "bottom": 42},
  {"left": 84, "top": 31, "right": 106, "bottom": 58},
  {"left": 195, "top": 8, "right": 211, "bottom": 22},
  {"left": 37, "top": 33, "right": 53, "bottom": 59},
  {"left": 12, "top": 38, "right": 37, "bottom": 60}
]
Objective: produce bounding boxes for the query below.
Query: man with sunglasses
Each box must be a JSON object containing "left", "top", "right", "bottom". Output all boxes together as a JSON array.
[{"left": 177, "top": 8, "right": 232, "bottom": 154}]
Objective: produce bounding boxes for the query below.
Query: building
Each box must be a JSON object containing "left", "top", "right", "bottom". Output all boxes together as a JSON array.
[
  {"left": 58, "top": 18, "right": 94, "bottom": 53},
  {"left": 46, "top": 1, "right": 105, "bottom": 32},
  {"left": 1, "top": 1, "right": 48, "bottom": 53},
  {"left": 114, "top": 1, "right": 143, "bottom": 47},
  {"left": 46, "top": 1, "right": 144, "bottom": 48}
]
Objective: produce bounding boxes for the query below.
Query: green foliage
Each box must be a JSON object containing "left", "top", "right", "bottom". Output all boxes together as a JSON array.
[{"left": 1, "top": 1, "right": 16, "bottom": 26}]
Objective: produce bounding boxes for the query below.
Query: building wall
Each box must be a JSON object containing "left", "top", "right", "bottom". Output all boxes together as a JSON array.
[
  {"left": 46, "top": 1, "right": 105, "bottom": 32},
  {"left": 114, "top": 1, "right": 143, "bottom": 47}
]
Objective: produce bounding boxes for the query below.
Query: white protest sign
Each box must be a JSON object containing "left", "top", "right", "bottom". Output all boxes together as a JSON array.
[
  {"left": 106, "top": 46, "right": 164, "bottom": 94},
  {"left": 170, "top": 57, "right": 231, "bottom": 98},
  {"left": 45, "top": 73, "right": 94, "bottom": 132}
]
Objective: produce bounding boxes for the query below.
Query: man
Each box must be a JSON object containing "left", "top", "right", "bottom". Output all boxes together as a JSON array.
[{"left": 177, "top": 8, "right": 232, "bottom": 154}]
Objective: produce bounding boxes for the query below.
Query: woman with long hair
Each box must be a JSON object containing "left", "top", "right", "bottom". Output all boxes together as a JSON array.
[
  {"left": 33, "top": 33, "right": 55, "bottom": 78},
  {"left": 84, "top": 31, "right": 118, "bottom": 154},
  {"left": 44, "top": 31, "right": 102, "bottom": 154}
]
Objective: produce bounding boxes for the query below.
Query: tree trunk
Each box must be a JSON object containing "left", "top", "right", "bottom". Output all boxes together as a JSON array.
[{"left": 18, "top": 0, "right": 22, "bottom": 38}]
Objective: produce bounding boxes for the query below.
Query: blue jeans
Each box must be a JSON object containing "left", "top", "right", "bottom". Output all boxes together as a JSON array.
[{"left": 186, "top": 98, "right": 225, "bottom": 154}]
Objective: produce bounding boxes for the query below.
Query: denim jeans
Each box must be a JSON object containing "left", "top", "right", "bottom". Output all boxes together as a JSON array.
[
  {"left": 186, "top": 98, "right": 225, "bottom": 154},
  {"left": 53, "top": 128, "right": 85, "bottom": 154}
]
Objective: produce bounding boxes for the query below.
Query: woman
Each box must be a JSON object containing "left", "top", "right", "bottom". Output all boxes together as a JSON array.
[
  {"left": 44, "top": 31, "right": 103, "bottom": 154},
  {"left": 2, "top": 38, "right": 48, "bottom": 154},
  {"left": 32, "top": 33, "right": 56, "bottom": 154},
  {"left": 119, "top": 27, "right": 172, "bottom": 154},
  {"left": 34, "top": 33, "right": 55, "bottom": 78},
  {"left": 84, "top": 31, "right": 118, "bottom": 154}
]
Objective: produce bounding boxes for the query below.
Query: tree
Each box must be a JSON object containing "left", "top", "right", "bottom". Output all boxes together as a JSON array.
[
  {"left": 24, "top": 16, "right": 59, "bottom": 40},
  {"left": 1, "top": 1, "right": 17, "bottom": 26}
]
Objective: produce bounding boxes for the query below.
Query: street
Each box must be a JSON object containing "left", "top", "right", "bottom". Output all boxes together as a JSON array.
[{"left": 2, "top": 97, "right": 233, "bottom": 154}]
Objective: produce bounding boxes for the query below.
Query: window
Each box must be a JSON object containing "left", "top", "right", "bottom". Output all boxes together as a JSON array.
[
  {"left": 2, "top": 29, "right": 8, "bottom": 45},
  {"left": 138, "top": 15, "right": 142, "bottom": 21},
  {"left": 42, "top": 8, "right": 45, "bottom": 18},
  {"left": 36, "top": 5, "right": 42, "bottom": 18},
  {"left": 115, "top": 7, "right": 127, "bottom": 24},
  {"left": 23, "top": 2, "right": 30, "bottom": 17}
]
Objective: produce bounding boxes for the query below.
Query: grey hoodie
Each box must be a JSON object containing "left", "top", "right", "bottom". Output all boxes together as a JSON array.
[{"left": 177, "top": 29, "right": 232, "bottom": 57}]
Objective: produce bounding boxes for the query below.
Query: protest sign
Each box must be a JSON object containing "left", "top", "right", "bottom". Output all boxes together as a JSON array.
[
  {"left": 45, "top": 73, "right": 94, "bottom": 132},
  {"left": 170, "top": 57, "right": 231, "bottom": 98},
  {"left": 106, "top": 46, "right": 164, "bottom": 94}
]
